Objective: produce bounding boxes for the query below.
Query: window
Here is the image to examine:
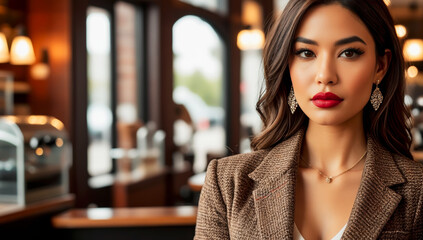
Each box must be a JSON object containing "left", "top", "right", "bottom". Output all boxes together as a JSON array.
[
  {"left": 240, "top": 50, "right": 263, "bottom": 153},
  {"left": 86, "top": 7, "right": 113, "bottom": 176},
  {"left": 173, "top": 15, "right": 226, "bottom": 173}
]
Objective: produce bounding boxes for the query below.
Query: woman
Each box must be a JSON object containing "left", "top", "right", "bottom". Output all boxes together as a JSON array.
[{"left": 195, "top": 0, "right": 423, "bottom": 239}]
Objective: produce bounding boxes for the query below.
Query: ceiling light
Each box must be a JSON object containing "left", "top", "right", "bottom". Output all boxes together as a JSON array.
[
  {"left": 10, "top": 36, "right": 35, "bottom": 65},
  {"left": 403, "top": 39, "right": 423, "bottom": 62},
  {"left": 395, "top": 25, "right": 407, "bottom": 38}
]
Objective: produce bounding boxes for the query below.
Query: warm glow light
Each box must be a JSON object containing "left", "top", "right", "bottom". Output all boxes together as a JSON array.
[
  {"left": 237, "top": 29, "right": 265, "bottom": 51},
  {"left": 0, "top": 33, "right": 9, "bottom": 63},
  {"left": 10, "top": 36, "right": 35, "bottom": 65},
  {"left": 35, "top": 147, "right": 44, "bottom": 156},
  {"left": 27, "top": 115, "right": 48, "bottom": 125},
  {"left": 407, "top": 66, "right": 419, "bottom": 78},
  {"left": 383, "top": 0, "right": 391, "bottom": 6},
  {"left": 31, "top": 63, "right": 50, "bottom": 80},
  {"left": 403, "top": 39, "right": 423, "bottom": 62},
  {"left": 56, "top": 138, "right": 64, "bottom": 147},
  {"left": 4, "top": 115, "right": 65, "bottom": 131},
  {"left": 50, "top": 118, "right": 64, "bottom": 130},
  {"left": 242, "top": 1, "right": 262, "bottom": 28},
  {"left": 395, "top": 25, "right": 407, "bottom": 38},
  {"left": 3, "top": 116, "right": 17, "bottom": 123}
]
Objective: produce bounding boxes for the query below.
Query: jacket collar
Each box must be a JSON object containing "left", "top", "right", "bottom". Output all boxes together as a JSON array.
[
  {"left": 248, "top": 129, "right": 304, "bottom": 182},
  {"left": 248, "top": 129, "right": 406, "bottom": 239}
]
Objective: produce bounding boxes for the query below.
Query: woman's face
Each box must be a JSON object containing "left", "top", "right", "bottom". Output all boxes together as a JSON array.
[{"left": 289, "top": 3, "right": 388, "bottom": 126}]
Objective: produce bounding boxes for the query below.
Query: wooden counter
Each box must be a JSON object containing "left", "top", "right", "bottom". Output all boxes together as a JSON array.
[
  {"left": 0, "top": 194, "right": 74, "bottom": 224},
  {"left": 52, "top": 206, "right": 197, "bottom": 240},
  {"left": 0, "top": 194, "right": 74, "bottom": 239},
  {"left": 52, "top": 206, "right": 197, "bottom": 228}
]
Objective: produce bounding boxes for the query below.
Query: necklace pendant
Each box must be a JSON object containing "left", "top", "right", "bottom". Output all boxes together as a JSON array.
[{"left": 325, "top": 177, "right": 332, "bottom": 183}]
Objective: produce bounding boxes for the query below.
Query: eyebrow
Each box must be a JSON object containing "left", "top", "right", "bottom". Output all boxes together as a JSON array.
[{"left": 294, "top": 36, "right": 367, "bottom": 46}]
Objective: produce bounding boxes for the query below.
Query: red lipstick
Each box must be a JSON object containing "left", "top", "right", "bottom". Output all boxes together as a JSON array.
[{"left": 312, "top": 92, "right": 343, "bottom": 108}]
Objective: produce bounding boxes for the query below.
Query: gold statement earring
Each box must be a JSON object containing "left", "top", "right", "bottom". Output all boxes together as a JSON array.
[
  {"left": 288, "top": 86, "right": 298, "bottom": 114},
  {"left": 370, "top": 80, "right": 383, "bottom": 111}
]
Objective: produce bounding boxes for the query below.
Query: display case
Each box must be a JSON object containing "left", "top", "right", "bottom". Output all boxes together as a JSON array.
[{"left": 0, "top": 115, "right": 71, "bottom": 205}]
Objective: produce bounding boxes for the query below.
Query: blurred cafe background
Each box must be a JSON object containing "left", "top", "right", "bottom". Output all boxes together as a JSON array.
[{"left": 0, "top": 0, "right": 422, "bottom": 239}]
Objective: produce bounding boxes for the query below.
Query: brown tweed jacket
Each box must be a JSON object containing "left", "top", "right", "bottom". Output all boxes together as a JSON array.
[{"left": 194, "top": 130, "right": 423, "bottom": 239}]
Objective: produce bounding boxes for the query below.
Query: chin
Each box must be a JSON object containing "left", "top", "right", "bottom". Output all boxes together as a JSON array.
[
  {"left": 311, "top": 119, "right": 343, "bottom": 126},
  {"left": 307, "top": 113, "right": 363, "bottom": 127}
]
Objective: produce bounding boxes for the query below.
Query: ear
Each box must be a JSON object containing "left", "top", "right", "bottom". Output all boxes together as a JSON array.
[{"left": 374, "top": 49, "right": 391, "bottom": 84}]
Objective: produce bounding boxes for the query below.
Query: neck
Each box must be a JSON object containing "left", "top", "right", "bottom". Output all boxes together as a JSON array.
[{"left": 302, "top": 116, "right": 367, "bottom": 174}]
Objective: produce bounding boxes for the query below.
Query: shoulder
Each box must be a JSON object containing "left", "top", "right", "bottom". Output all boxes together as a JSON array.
[
  {"left": 210, "top": 149, "right": 270, "bottom": 176},
  {"left": 392, "top": 153, "right": 423, "bottom": 184},
  {"left": 391, "top": 154, "right": 423, "bottom": 234},
  {"left": 391, "top": 153, "right": 423, "bottom": 209},
  {"left": 204, "top": 149, "right": 270, "bottom": 200},
  {"left": 206, "top": 149, "right": 270, "bottom": 188}
]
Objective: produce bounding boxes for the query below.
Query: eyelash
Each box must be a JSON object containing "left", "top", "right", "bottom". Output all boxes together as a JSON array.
[
  {"left": 340, "top": 48, "right": 365, "bottom": 58},
  {"left": 294, "top": 48, "right": 365, "bottom": 58},
  {"left": 294, "top": 48, "right": 315, "bottom": 58}
]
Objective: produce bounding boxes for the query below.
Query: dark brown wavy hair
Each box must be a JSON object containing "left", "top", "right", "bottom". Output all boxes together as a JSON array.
[{"left": 251, "top": 0, "right": 413, "bottom": 159}]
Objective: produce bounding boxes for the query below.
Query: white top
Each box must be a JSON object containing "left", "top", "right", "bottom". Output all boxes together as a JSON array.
[{"left": 293, "top": 223, "right": 347, "bottom": 240}]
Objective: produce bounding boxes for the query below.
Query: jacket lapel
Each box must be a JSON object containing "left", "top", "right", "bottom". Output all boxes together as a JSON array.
[
  {"left": 342, "top": 137, "right": 405, "bottom": 239},
  {"left": 248, "top": 130, "right": 304, "bottom": 239}
]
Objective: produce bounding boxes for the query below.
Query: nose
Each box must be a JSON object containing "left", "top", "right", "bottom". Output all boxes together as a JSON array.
[{"left": 315, "top": 54, "right": 338, "bottom": 85}]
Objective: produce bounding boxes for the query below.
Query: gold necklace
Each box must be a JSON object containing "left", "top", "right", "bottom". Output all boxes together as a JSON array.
[{"left": 301, "top": 150, "right": 367, "bottom": 184}]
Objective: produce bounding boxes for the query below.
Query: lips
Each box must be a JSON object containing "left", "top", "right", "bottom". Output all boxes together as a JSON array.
[{"left": 312, "top": 92, "right": 343, "bottom": 108}]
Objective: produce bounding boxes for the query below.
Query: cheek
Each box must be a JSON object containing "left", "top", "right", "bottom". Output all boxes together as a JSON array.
[
  {"left": 339, "top": 60, "right": 375, "bottom": 97},
  {"left": 289, "top": 62, "right": 314, "bottom": 92}
]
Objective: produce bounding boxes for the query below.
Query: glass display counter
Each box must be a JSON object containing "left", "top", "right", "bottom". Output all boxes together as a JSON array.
[{"left": 0, "top": 115, "right": 71, "bottom": 205}]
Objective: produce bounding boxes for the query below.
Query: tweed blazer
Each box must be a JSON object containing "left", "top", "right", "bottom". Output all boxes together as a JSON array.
[{"left": 194, "top": 130, "right": 423, "bottom": 239}]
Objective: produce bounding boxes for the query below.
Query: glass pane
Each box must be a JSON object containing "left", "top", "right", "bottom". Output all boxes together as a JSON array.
[
  {"left": 86, "top": 7, "right": 113, "bottom": 176},
  {"left": 180, "top": 0, "right": 227, "bottom": 15},
  {"left": 240, "top": 50, "right": 263, "bottom": 153},
  {"left": 0, "top": 141, "right": 18, "bottom": 196},
  {"left": 173, "top": 16, "right": 226, "bottom": 173}
]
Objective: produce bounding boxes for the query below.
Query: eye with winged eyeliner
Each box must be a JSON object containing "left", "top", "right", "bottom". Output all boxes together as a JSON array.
[
  {"left": 294, "top": 47, "right": 364, "bottom": 59},
  {"left": 294, "top": 48, "right": 315, "bottom": 58},
  {"left": 339, "top": 47, "right": 365, "bottom": 58}
]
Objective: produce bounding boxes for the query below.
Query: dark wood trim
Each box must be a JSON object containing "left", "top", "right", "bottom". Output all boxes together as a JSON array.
[
  {"left": 136, "top": 5, "right": 149, "bottom": 122},
  {"left": 159, "top": 2, "right": 175, "bottom": 168},
  {"left": 71, "top": 0, "right": 90, "bottom": 208},
  {"left": 226, "top": 0, "right": 242, "bottom": 155}
]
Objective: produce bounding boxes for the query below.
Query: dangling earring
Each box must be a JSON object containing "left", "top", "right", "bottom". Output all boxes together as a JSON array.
[
  {"left": 370, "top": 80, "right": 383, "bottom": 111},
  {"left": 288, "top": 86, "right": 298, "bottom": 114}
]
